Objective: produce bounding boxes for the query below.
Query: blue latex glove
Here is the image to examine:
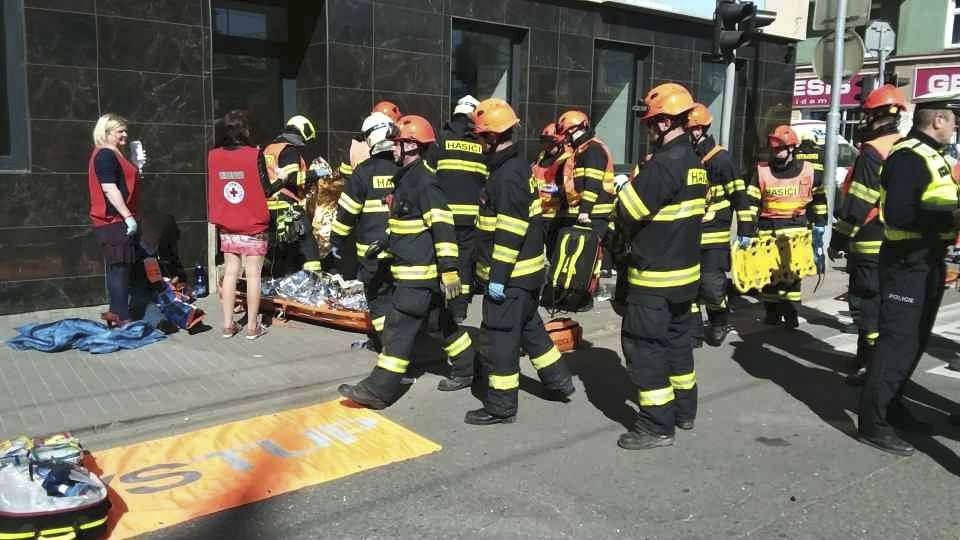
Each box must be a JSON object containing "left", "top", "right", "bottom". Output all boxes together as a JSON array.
[
  {"left": 329, "top": 245, "right": 341, "bottom": 260},
  {"left": 487, "top": 282, "right": 506, "bottom": 302},
  {"left": 736, "top": 235, "right": 753, "bottom": 249}
]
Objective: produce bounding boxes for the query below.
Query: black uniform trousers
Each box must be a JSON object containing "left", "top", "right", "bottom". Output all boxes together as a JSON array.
[
  {"left": 365, "top": 286, "right": 476, "bottom": 403},
  {"left": 268, "top": 206, "right": 322, "bottom": 275},
  {"left": 622, "top": 294, "right": 698, "bottom": 435},
  {"left": 448, "top": 226, "right": 476, "bottom": 321},
  {"left": 481, "top": 288, "right": 573, "bottom": 418},
  {"left": 858, "top": 246, "right": 946, "bottom": 437},
  {"left": 845, "top": 257, "right": 863, "bottom": 328},
  {"left": 692, "top": 248, "right": 730, "bottom": 338},
  {"left": 356, "top": 259, "right": 394, "bottom": 344},
  {"left": 848, "top": 253, "right": 880, "bottom": 370}
]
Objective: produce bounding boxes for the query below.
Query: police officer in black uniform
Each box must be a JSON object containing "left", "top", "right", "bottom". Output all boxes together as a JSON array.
[
  {"left": 435, "top": 95, "right": 487, "bottom": 322},
  {"left": 858, "top": 91, "right": 960, "bottom": 456}
]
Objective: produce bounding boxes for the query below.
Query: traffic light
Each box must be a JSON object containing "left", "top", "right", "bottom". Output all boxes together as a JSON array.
[
  {"left": 882, "top": 64, "right": 907, "bottom": 87},
  {"left": 713, "top": 0, "right": 777, "bottom": 60},
  {"left": 853, "top": 76, "right": 875, "bottom": 107}
]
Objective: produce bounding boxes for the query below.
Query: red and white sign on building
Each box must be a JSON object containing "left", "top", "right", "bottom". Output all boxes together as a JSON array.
[
  {"left": 912, "top": 65, "right": 960, "bottom": 99},
  {"left": 793, "top": 74, "right": 865, "bottom": 109}
]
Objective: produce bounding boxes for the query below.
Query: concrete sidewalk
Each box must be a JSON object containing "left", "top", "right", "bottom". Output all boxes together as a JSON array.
[{"left": 0, "top": 268, "right": 849, "bottom": 442}]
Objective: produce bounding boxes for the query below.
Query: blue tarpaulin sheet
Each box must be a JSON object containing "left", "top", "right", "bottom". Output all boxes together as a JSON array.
[{"left": 6, "top": 319, "right": 165, "bottom": 354}]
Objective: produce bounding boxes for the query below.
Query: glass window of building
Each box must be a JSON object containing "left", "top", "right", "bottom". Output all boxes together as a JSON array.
[
  {"left": 215, "top": 7, "right": 268, "bottom": 39},
  {"left": 212, "top": 1, "right": 291, "bottom": 145},
  {"left": 451, "top": 21, "right": 521, "bottom": 103},
  {"left": 591, "top": 41, "right": 645, "bottom": 167},
  {"left": 949, "top": 0, "right": 960, "bottom": 47},
  {"left": 0, "top": 0, "right": 27, "bottom": 172},
  {"left": 699, "top": 60, "right": 727, "bottom": 130}
]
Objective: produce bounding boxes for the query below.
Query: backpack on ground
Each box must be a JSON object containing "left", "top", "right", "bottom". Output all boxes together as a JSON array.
[
  {"left": 0, "top": 434, "right": 110, "bottom": 540},
  {"left": 541, "top": 225, "right": 602, "bottom": 312}
]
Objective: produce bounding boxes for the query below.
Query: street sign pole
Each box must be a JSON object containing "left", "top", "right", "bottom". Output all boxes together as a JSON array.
[
  {"left": 824, "top": 0, "right": 847, "bottom": 243},
  {"left": 878, "top": 25, "right": 885, "bottom": 82},
  {"left": 721, "top": 52, "right": 735, "bottom": 148}
]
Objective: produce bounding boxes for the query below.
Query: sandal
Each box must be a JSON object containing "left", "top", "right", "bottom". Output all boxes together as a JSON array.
[
  {"left": 245, "top": 324, "right": 268, "bottom": 341},
  {"left": 222, "top": 322, "right": 240, "bottom": 339}
]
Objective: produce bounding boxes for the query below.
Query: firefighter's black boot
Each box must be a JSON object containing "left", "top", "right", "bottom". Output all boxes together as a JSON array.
[
  {"left": 437, "top": 376, "right": 473, "bottom": 392},
  {"left": 338, "top": 381, "right": 390, "bottom": 410},
  {"left": 617, "top": 429, "right": 675, "bottom": 450},
  {"left": 763, "top": 304, "right": 781, "bottom": 325},
  {"left": 464, "top": 408, "right": 516, "bottom": 425},
  {"left": 705, "top": 324, "right": 728, "bottom": 347},
  {"left": 780, "top": 303, "right": 799, "bottom": 329}
]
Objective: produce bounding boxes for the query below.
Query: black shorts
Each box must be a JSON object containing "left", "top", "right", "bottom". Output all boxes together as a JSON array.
[{"left": 93, "top": 221, "right": 137, "bottom": 265}]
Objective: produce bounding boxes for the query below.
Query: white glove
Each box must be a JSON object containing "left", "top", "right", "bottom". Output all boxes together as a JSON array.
[
  {"left": 310, "top": 157, "right": 333, "bottom": 178},
  {"left": 124, "top": 216, "right": 138, "bottom": 236},
  {"left": 613, "top": 174, "right": 630, "bottom": 192}
]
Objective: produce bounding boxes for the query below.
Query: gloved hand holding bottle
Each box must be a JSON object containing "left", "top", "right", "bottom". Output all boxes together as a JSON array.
[
  {"left": 441, "top": 271, "right": 461, "bottom": 303},
  {"left": 487, "top": 281, "right": 506, "bottom": 302}
]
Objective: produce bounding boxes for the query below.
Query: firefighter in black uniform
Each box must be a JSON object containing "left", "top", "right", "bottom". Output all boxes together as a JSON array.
[
  {"left": 686, "top": 103, "right": 755, "bottom": 346},
  {"left": 466, "top": 98, "right": 576, "bottom": 425},
  {"left": 262, "top": 115, "right": 329, "bottom": 274},
  {"left": 615, "top": 83, "right": 706, "bottom": 450},
  {"left": 532, "top": 123, "right": 572, "bottom": 260},
  {"left": 828, "top": 85, "right": 907, "bottom": 386},
  {"left": 857, "top": 92, "right": 960, "bottom": 456},
  {"left": 330, "top": 111, "right": 400, "bottom": 351},
  {"left": 338, "top": 101, "right": 403, "bottom": 181},
  {"left": 748, "top": 125, "right": 828, "bottom": 328},
  {"left": 338, "top": 115, "right": 477, "bottom": 408},
  {"left": 435, "top": 95, "right": 486, "bottom": 322},
  {"left": 556, "top": 110, "right": 617, "bottom": 237},
  {"left": 795, "top": 134, "right": 830, "bottom": 244}
]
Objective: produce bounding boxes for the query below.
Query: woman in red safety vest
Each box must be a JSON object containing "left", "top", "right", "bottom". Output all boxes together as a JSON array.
[
  {"left": 208, "top": 110, "right": 271, "bottom": 340},
  {"left": 87, "top": 113, "right": 142, "bottom": 327}
]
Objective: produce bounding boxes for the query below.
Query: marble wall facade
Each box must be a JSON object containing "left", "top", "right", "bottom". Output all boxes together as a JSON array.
[
  {"left": 1, "top": 1, "right": 214, "bottom": 314},
  {"left": 300, "top": 0, "right": 797, "bottom": 173}
]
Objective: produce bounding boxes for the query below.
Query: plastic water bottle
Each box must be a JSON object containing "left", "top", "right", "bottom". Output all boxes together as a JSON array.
[{"left": 193, "top": 263, "right": 209, "bottom": 298}]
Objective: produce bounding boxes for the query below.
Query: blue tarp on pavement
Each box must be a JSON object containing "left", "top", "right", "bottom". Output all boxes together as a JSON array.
[{"left": 6, "top": 318, "right": 165, "bottom": 354}]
